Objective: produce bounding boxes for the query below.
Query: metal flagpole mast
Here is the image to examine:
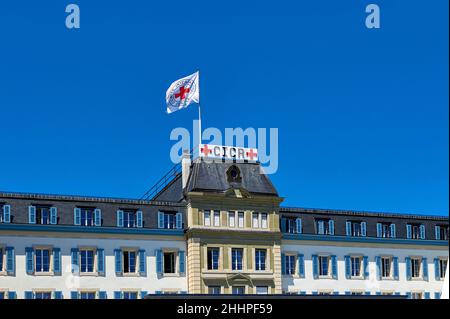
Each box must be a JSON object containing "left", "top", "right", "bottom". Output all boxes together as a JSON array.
[{"left": 197, "top": 70, "right": 202, "bottom": 154}]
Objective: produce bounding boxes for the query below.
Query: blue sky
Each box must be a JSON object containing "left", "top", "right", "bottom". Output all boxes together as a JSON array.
[{"left": 0, "top": 1, "right": 448, "bottom": 216}]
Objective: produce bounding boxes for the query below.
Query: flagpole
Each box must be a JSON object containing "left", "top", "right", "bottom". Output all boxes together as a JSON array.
[{"left": 197, "top": 70, "right": 202, "bottom": 157}]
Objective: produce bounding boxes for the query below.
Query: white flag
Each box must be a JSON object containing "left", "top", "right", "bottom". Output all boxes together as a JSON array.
[{"left": 166, "top": 71, "right": 200, "bottom": 114}]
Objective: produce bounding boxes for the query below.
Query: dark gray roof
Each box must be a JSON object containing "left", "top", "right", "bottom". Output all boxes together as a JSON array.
[{"left": 184, "top": 160, "right": 278, "bottom": 196}]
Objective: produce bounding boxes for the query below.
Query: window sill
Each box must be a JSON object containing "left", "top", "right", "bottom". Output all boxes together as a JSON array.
[
  {"left": 318, "top": 276, "right": 333, "bottom": 279},
  {"left": 80, "top": 272, "right": 99, "bottom": 277},
  {"left": 381, "top": 277, "right": 395, "bottom": 281},
  {"left": 350, "top": 276, "right": 365, "bottom": 280},
  {"left": 122, "top": 273, "right": 141, "bottom": 277},
  {"left": 161, "top": 273, "right": 180, "bottom": 277},
  {"left": 34, "top": 272, "right": 55, "bottom": 276}
]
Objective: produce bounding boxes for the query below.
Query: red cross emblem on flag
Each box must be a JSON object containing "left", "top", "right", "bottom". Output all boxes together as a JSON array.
[
  {"left": 201, "top": 144, "right": 212, "bottom": 156},
  {"left": 175, "top": 86, "right": 190, "bottom": 100},
  {"left": 246, "top": 149, "right": 257, "bottom": 160}
]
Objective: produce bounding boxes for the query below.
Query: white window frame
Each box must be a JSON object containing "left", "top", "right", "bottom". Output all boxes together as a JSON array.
[
  {"left": 318, "top": 255, "right": 331, "bottom": 278},
  {"left": 213, "top": 210, "right": 220, "bottom": 227},
  {"left": 34, "top": 246, "right": 53, "bottom": 275},
  {"left": 204, "top": 211, "right": 211, "bottom": 226},
  {"left": 350, "top": 256, "right": 363, "bottom": 279},
  {"left": 381, "top": 256, "right": 393, "bottom": 279},
  {"left": 122, "top": 248, "right": 139, "bottom": 276},
  {"left": 228, "top": 211, "right": 236, "bottom": 228},
  {"left": 79, "top": 247, "right": 97, "bottom": 275},
  {"left": 238, "top": 212, "right": 244, "bottom": 228},
  {"left": 252, "top": 213, "right": 259, "bottom": 228},
  {"left": 261, "top": 213, "right": 268, "bottom": 229},
  {"left": 410, "top": 257, "right": 422, "bottom": 279},
  {"left": 439, "top": 258, "right": 448, "bottom": 280}
]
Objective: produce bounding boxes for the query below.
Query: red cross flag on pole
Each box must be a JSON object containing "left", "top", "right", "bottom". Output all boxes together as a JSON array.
[{"left": 166, "top": 71, "right": 200, "bottom": 114}]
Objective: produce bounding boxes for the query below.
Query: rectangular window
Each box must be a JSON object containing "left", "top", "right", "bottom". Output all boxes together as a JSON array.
[
  {"left": 163, "top": 212, "right": 177, "bottom": 229},
  {"left": 208, "top": 286, "right": 221, "bottom": 294},
  {"left": 256, "top": 286, "right": 268, "bottom": 295},
  {"left": 80, "top": 292, "right": 96, "bottom": 299},
  {"left": 123, "top": 291, "right": 138, "bottom": 299},
  {"left": 35, "top": 249, "right": 51, "bottom": 273},
  {"left": 411, "top": 258, "right": 421, "bottom": 278},
  {"left": 285, "top": 254, "right": 296, "bottom": 275},
  {"left": 213, "top": 211, "right": 220, "bottom": 227},
  {"left": 351, "top": 292, "right": 363, "bottom": 295},
  {"left": 381, "top": 257, "right": 392, "bottom": 278},
  {"left": 228, "top": 212, "right": 235, "bottom": 227},
  {"left": 261, "top": 213, "right": 268, "bottom": 229},
  {"left": 255, "top": 249, "right": 266, "bottom": 271},
  {"left": 232, "top": 286, "right": 245, "bottom": 295},
  {"left": 35, "top": 291, "right": 52, "bottom": 299},
  {"left": 381, "top": 223, "right": 392, "bottom": 238},
  {"left": 286, "top": 218, "right": 296, "bottom": 234},
  {"left": 123, "top": 210, "right": 136, "bottom": 228},
  {"left": 0, "top": 205, "right": 3, "bottom": 223},
  {"left": 319, "top": 256, "right": 330, "bottom": 277},
  {"left": 437, "top": 226, "right": 449, "bottom": 240},
  {"left": 207, "top": 248, "right": 219, "bottom": 270},
  {"left": 80, "top": 208, "right": 94, "bottom": 227},
  {"left": 80, "top": 249, "right": 95, "bottom": 273},
  {"left": 238, "top": 212, "right": 244, "bottom": 228},
  {"left": 411, "top": 292, "right": 423, "bottom": 299},
  {"left": 123, "top": 251, "right": 137, "bottom": 273},
  {"left": 439, "top": 259, "right": 448, "bottom": 279},
  {"left": 36, "top": 206, "right": 50, "bottom": 225},
  {"left": 231, "top": 248, "right": 243, "bottom": 271},
  {"left": 163, "top": 252, "right": 176, "bottom": 274},
  {"left": 252, "top": 213, "right": 259, "bottom": 228},
  {"left": 351, "top": 257, "right": 362, "bottom": 277},
  {"left": 351, "top": 222, "right": 362, "bottom": 237},
  {"left": 316, "top": 219, "right": 331, "bottom": 235},
  {"left": 204, "top": 211, "right": 211, "bottom": 226},
  {"left": 0, "top": 292, "right": 4, "bottom": 299},
  {"left": 410, "top": 224, "right": 421, "bottom": 240}
]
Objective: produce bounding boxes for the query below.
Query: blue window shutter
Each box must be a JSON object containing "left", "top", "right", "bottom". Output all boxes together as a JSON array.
[
  {"left": 331, "top": 255, "right": 338, "bottom": 279},
  {"left": 405, "top": 257, "right": 411, "bottom": 280},
  {"left": 296, "top": 218, "right": 302, "bottom": 234},
  {"left": 70, "top": 291, "right": 78, "bottom": 299},
  {"left": 390, "top": 224, "right": 396, "bottom": 238},
  {"left": 114, "top": 249, "right": 122, "bottom": 275},
  {"left": 28, "top": 206, "right": 36, "bottom": 224},
  {"left": 345, "top": 291, "right": 351, "bottom": 295},
  {"left": 25, "top": 291, "right": 33, "bottom": 299},
  {"left": 7, "top": 291, "right": 16, "bottom": 299},
  {"left": 281, "top": 253, "right": 286, "bottom": 275},
  {"left": 136, "top": 210, "right": 143, "bottom": 228},
  {"left": 74, "top": 208, "right": 81, "bottom": 226},
  {"left": 312, "top": 255, "right": 319, "bottom": 279},
  {"left": 363, "top": 256, "right": 369, "bottom": 278},
  {"left": 6, "top": 247, "right": 14, "bottom": 275},
  {"left": 422, "top": 258, "right": 428, "bottom": 281},
  {"left": 346, "top": 222, "right": 352, "bottom": 236},
  {"left": 176, "top": 212, "right": 182, "bottom": 229},
  {"left": 344, "top": 256, "right": 351, "bottom": 279},
  {"left": 424, "top": 292, "right": 430, "bottom": 299},
  {"left": 3, "top": 204, "right": 11, "bottom": 223},
  {"left": 298, "top": 254, "right": 305, "bottom": 278},
  {"left": 26, "top": 247, "right": 34, "bottom": 274},
  {"left": 435, "top": 226, "right": 440, "bottom": 240},
  {"left": 114, "top": 291, "right": 122, "bottom": 299},
  {"left": 116, "top": 210, "right": 124, "bottom": 227},
  {"left": 54, "top": 291, "right": 63, "bottom": 299},
  {"left": 419, "top": 225, "right": 426, "bottom": 239},
  {"left": 434, "top": 258, "right": 440, "bottom": 280},
  {"left": 375, "top": 256, "right": 381, "bottom": 280},
  {"left": 94, "top": 209, "right": 101, "bottom": 227},
  {"left": 393, "top": 257, "right": 399, "bottom": 280},
  {"left": 329, "top": 220, "right": 335, "bottom": 235},
  {"left": 97, "top": 249, "right": 105, "bottom": 275},
  {"left": 158, "top": 212, "right": 164, "bottom": 229},
  {"left": 299, "top": 291, "right": 306, "bottom": 295},
  {"left": 376, "top": 292, "right": 381, "bottom": 296},
  {"left": 333, "top": 291, "right": 339, "bottom": 295},
  {"left": 99, "top": 291, "right": 107, "bottom": 299},
  {"left": 376, "top": 223, "right": 382, "bottom": 237},
  {"left": 53, "top": 248, "right": 61, "bottom": 275},
  {"left": 71, "top": 248, "right": 79, "bottom": 274},
  {"left": 435, "top": 292, "right": 441, "bottom": 299},
  {"left": 280, "top": 217, "right": 286, "bottom": 232},
  {"left": 406, "top": 292, "right": 412, "bottom": 299},
  {"left": 139, "top": 249, "right": 147, "bottom": 276},
  {"left": 361, "top": 222, "right": 367, "bottom": 237},
  {"left": 406, "top": 224, "right": 412, "bottom": 239},
  {"left": 50, "top": 207, "right": 57, "bottom": 225},
  {"left": 140, "top": 291, "right": 148, "bottom": 299},
  {"left": 156, "top": 249, "right": 163, "bottom": 274},
  {"left": 179, "top": 250, "right": 185, "bottom": 274},
  {"left": 365, "top": 291, "right": 371, "bottom": 295},
  {"left": 312, "top": 291, "right": 318, "bottom": 295}
]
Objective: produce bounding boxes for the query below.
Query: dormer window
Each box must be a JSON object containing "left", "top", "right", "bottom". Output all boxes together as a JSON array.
[{"left": 226, "top": 165, "right": 242, "bottom": 183}]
